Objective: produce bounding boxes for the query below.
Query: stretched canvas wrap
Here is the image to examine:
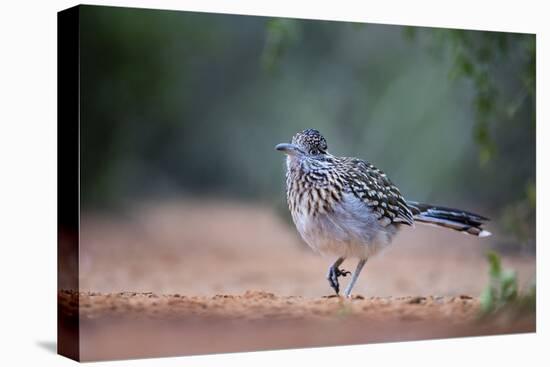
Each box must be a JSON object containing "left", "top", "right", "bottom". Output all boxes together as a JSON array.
[{"left": 58, "top": 4, "right": 536, "bottom": 362}]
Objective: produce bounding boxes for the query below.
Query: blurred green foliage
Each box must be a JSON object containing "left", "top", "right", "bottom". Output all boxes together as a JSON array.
[
  {"left": 78, "top": 6, "right": 535, "bottom": 251},
  {"left": 480, "top": 251, "right": 535, "bottom": 315},
  {"left": 262, "top": 19, "right": 302, "bottom": 74},
  {"left": 480, "top": 251, "right": 518, "bottom": 313},
  {"left": 428, "top": 30, "right": 536, "bottom": 248}
]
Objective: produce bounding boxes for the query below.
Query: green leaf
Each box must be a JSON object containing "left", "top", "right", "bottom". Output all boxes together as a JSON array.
[
  {"left": 480, "top": 286, "right": 494, "bottom": 313},
  {"left": 487, "top": 251, "right": 502, "bottom": 279},
  {"left": 500, "top": 270, "right": 518, "bottom": 302}
]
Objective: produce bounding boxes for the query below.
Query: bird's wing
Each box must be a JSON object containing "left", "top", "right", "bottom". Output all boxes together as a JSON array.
[{"left": 341, "top": 158, "right": 414, "bottom": 226}]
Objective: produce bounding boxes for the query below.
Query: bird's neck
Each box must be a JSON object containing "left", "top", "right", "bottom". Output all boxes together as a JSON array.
[{"left": 286, "top": 156, "right": 334, "bottom": 189}]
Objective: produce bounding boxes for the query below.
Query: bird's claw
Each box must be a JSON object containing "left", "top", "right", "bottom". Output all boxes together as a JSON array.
[
  {"left": 336, "top": 269, "right": 351, "bottom": 277},
  {"left": 327, "top": 267, "right": 351, "bottom": 295}
]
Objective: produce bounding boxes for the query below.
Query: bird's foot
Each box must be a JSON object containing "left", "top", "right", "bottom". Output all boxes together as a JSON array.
[
  {"left": 336, "top": 268, "right": 351, "bottom": 277},
  {"left": 327, "top": 267, "right": 351, "bottom": 295}
]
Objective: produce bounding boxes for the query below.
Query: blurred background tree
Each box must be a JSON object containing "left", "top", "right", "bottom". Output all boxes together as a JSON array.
[
  {"left": 79, "top": 6, "right": 535, "bottom": 252},
  {"left": 421, "top": 28, "right": 535, "bottom": 252}
]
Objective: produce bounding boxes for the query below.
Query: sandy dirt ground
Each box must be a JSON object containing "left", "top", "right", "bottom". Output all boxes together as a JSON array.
[
  {"left": 65, "top": 199, "right": 535, "bottom": 361},
  {"left": 59, "top": 290, "right": 534, "bottom": 361}
]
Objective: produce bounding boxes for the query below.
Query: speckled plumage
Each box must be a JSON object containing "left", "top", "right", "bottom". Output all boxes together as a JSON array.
[{"left": 276, "top": 129, "right": 491, "bottom": 297}]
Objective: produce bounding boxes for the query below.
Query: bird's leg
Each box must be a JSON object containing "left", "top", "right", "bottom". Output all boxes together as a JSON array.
[
  {"left": 326, "top": 257, "right": 350, "bottom": 295},
  {"left": 343, "top": 258, "right": 367, "bottom": 298}
]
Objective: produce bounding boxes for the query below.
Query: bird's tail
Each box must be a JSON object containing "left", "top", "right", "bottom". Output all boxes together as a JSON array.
[{"left": 407, "top": 201, "right": 491, "bottom": 237}]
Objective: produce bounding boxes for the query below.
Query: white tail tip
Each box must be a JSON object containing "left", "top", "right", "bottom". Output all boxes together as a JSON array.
[{"left": 479, "top": 230, "right": 492, "bottom": 237}]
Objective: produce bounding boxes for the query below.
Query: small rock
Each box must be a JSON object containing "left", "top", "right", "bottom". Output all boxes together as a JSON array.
[{"left": 407, "top": 296, "right": 427, "bottom": 304}]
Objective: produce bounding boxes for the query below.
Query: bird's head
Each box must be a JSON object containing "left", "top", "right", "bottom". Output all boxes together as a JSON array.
[{"left": 275, "top": 129, "right": 329, "bottom": 160}]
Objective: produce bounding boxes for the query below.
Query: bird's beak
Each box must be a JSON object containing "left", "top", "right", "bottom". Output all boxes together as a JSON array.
[{"left": 275, "top": 143, "right": 302, "bottom": 156}]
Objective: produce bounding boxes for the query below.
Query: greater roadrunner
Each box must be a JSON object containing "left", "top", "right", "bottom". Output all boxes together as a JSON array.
[{"left": 276, "top": 129, "right": 491, "bottom": 298}]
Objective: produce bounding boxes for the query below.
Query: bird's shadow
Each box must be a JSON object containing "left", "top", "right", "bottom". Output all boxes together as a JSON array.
[{"left": 36, "top": 340, "right": 57, "bottom": 354}]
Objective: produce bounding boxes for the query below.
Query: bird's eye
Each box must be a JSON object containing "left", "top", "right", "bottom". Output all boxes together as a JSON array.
[{"left": 310, "top": 149, "right": 319, "bottom": 155}]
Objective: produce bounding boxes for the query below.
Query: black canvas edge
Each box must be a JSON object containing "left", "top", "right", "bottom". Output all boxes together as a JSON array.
[{"left": 57, "top": 4, "right": 80, "bottom": 362}]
